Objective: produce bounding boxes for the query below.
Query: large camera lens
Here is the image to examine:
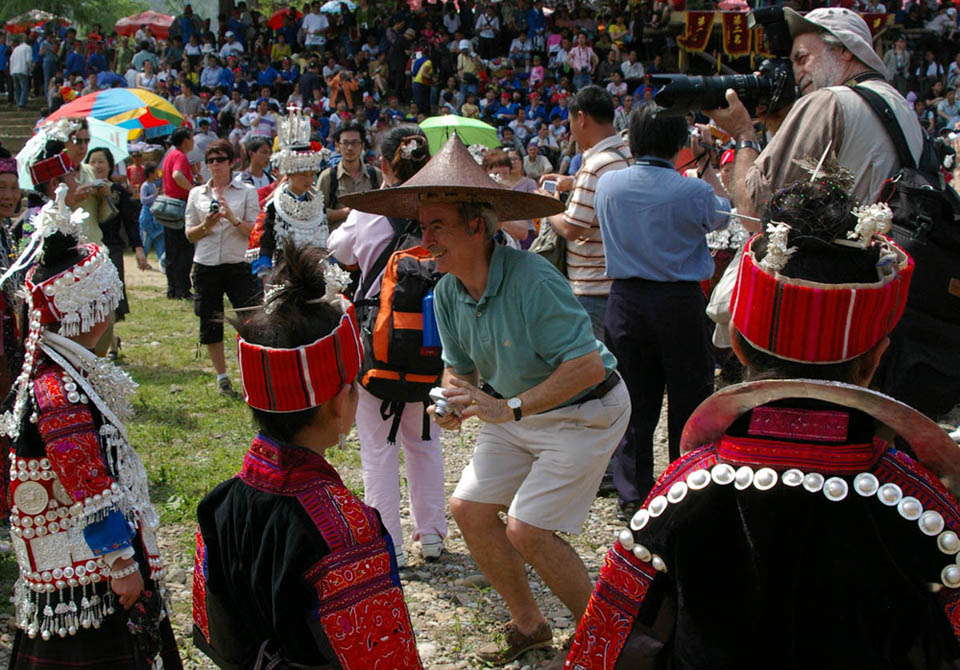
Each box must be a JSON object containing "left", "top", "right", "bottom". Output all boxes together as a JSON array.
[
  {"left": 650, "top": 60, "right": 795, "bottom": 117},
  {"left": 653, "top": 74, "right": 773, "bottom": 116}
]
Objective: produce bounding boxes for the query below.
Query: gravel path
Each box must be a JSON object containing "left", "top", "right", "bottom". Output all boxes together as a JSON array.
[
  {"left": 155, "top": 407, "right": 673, "bottom": 670},
  {"left": 7, "top": 401, "right": 960, "bottom": 668}
]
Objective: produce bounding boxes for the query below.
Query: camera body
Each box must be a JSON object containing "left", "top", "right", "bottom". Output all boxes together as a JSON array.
[
  {"left": 653, "top": 7, "right": 797, "bottom": 117},
  {"left": 209, "top": 199, "right": 220, "bottom": 214},
  {"left": 428, "top": 386, "right": 458, "bottom": 418}
]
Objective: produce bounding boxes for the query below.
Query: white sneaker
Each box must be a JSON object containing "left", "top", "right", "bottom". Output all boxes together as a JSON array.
[
  {"left": 950, "top": 427, "right": 960, "bottom": 444},
  {"left": 420, "top": 533, "right": 443, "bottom": 561}
]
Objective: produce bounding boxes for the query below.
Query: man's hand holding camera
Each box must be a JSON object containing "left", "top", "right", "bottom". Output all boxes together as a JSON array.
[
  {"left": 704, "top": 89, "right": 758, "bottom": 144},
  {"left": 427, "top": 377, "right": 512, "bottom": 428}
]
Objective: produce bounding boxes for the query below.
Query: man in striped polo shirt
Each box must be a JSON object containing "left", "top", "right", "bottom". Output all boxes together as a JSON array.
[{"left": 539, "top": 85, "right": 631, "bottom": 343}]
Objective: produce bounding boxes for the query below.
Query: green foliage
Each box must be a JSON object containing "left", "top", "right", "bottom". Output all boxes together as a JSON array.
[{"left": 1, "top": 0, "right": 151, "bottom": 35}]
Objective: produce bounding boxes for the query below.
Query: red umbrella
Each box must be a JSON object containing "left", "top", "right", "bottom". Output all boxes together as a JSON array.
[
  {"left": 115, "top": 10, "right": 174, "bottom": 40},
  {"left": 268, "top": 7, "right": 302, "bottom": 30},
  {"left": 5, "top": 10, "right": 69, "bottom": 34}
]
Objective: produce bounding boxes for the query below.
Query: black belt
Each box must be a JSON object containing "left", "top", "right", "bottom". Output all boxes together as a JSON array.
[
  {"left": 576, "top": 371, "right": 621, "bottom": 403},
  {"left": 481, "top": 372, "right": 621, "bottom": 407}
]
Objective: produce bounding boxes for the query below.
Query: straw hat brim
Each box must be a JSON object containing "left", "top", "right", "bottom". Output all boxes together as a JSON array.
[{"left": 339, "top": 184, "right": 566, "bottom": 221}]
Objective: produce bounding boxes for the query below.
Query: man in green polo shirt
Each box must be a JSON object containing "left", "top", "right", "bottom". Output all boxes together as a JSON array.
[{"left": 341, "top": 136, "right": 631, "bottom": 669}]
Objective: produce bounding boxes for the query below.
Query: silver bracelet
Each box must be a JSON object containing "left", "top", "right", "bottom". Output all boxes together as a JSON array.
[{"left": 109, "top": 561, "right": 140, "bottom": 579}]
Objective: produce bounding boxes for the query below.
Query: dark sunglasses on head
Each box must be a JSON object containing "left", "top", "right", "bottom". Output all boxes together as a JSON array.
[{"left": 206, "top": 156, "right": 230, "bottom": 164}]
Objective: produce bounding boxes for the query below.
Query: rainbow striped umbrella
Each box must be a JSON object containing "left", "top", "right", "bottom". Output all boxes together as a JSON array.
[{"left": 42, "top": 89, "right": 188, "bottom": 141}]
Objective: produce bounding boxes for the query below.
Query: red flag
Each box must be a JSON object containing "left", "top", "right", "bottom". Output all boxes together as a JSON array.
[
  {"left": 677, "top": 11, "right": 717, "bottom": 53},
  {"left": 861, "top": 13, "right": 890, "bottom": 37},
  {"left": 721, "top": 12, "right": 751, "bottom": 58}
]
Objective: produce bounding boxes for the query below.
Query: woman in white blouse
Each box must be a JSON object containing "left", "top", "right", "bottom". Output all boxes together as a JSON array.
[
  {"left": 184, "top": 139, "right": 261, "bottom": 395},
  {"left": 136, "top": 59, "right": 158, "bottom": 91}
]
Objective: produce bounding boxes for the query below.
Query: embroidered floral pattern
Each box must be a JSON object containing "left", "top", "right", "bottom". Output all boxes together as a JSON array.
[
  {"left": 192, "top": 526, "right": 210, "bottom": 643},
  {"left": 567, "top": 544, "right": 658, "bottom": 670},
  {"left": 34, "top": 370, "right": 115, "bottom": 505}
]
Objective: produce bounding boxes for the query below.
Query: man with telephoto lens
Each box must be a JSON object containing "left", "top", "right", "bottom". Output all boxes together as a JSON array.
[{"left": 705, "top": 7, "right": 922, "bottom": 225}]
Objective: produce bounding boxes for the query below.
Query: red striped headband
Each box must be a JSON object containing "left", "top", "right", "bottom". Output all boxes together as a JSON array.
[
  {"left": 28, "top": 153, "right": 74, "bottom": 186},
  {"left": 730, "top": 234, "right": 913, "bottom": 364},
  {"left": 237, "top": 297, "right": 362, "bottom": 412}
]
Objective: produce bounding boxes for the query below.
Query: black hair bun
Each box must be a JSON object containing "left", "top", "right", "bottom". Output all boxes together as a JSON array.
[
  {"left": 757, "top": 180, "right": 880, "bottom": 284},
  {"left": 33, "top": 232, "right": 87, "bottom": 284}
]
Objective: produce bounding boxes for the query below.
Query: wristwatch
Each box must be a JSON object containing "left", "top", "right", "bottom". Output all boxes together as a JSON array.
[
  {"left": 507, "top": 396, "right": 522, "bottom": 421},
  {"left": 736, "top": 138, "right": 762, "bottom": 154}
]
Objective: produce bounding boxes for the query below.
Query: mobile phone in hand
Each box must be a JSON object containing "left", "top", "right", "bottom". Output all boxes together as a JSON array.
[{"left": 542, "top": 180, "right": 557, "bottom": 194}]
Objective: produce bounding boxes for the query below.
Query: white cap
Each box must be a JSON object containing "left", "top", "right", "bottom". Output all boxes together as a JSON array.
[
  {"left": 783, "top": 7, "right": 887, "bottom": 78},
  {"left": 459, "top": 39, "right": 472, "bottom": 52}
]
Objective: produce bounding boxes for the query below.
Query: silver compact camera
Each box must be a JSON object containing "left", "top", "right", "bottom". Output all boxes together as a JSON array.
[{"left": 429, "top": 386, "right": 457, "bottom": 418}]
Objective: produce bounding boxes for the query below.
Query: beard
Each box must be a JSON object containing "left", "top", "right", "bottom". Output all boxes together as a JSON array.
[{"left": 808, "top": 49, "right": 848, "bottom": 93}]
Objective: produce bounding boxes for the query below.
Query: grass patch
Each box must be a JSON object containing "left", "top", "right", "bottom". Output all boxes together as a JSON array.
[{"left": 116, "top": 263, "right": 365, "bottom": 526}]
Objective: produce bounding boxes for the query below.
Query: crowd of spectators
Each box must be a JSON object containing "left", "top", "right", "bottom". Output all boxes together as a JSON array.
[
  {"left": 0, "top": 0, "right": 679, "bottom": 181},
  {"left": 1, "top": 1, "right": 960, "bottom": 182}
]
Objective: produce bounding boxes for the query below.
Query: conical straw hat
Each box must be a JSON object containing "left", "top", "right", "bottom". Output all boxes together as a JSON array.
[{"left": 339, "top": 134, "right": 565, "bottom": 220}]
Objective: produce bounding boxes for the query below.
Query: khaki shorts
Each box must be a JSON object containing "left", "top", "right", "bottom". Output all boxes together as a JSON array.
[{"left": 452, "top": 381, "right": 630, "bottom": 534}]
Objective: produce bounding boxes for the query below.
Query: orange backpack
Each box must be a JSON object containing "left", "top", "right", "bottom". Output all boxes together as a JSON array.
[{"left": 354, "top": 220, "right": 444, "bottom": 441}]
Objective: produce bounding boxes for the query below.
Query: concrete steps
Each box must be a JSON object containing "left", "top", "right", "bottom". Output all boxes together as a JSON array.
[{"left": 0, "top": 100, "right": 44, "bottom": 154}]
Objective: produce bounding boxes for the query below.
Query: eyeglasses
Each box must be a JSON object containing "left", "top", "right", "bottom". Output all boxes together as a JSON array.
[
  {"left": 339, "top": 139, "right": 363, "bottom": 147},
  {"left": 206, "top": 156, "right": 230, "bottom": 164}
]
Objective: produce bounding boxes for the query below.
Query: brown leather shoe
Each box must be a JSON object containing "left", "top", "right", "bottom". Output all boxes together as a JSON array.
[
  {"left": 541, "top": 635, "right": 574, "bottom": 670},
  {"left": 475, "top": 621, "right": 553, "bottom": 665}
]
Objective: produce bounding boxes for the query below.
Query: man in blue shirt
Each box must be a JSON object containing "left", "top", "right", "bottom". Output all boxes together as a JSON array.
[
  {"left": 549, "top": 97, "right": 568, "bottom": 122},
  {"left": 86, "top": 43, "right": 107, "bottom": 77},
  {"left": 341, "top": 136, "right": 630, "bottom": 670},
  {"left": 526, "top": 94, "right": 547, "bottom": 122},
  {"left": 64, "top": 44, "right": 86, "bottom": 77},
  {"left": 255, "top": 60, "right": 280, "bottom": 88},
  {"left": 0, "top": 33, "right": 12, "bottom": 104},
  {"left": 200, "top": 55, "right": 223, "bottom": 90},
  {"left": 594, "top": 104, "right": 730, "bottom": 518}
]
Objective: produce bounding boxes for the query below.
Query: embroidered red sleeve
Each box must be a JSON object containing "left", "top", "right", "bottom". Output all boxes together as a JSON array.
[
  {"left": 33, "top": 371, "right": 115, "bottom": 505},
  {"left": 567, "top": 543, "right": 659, "bottom": 670},
  {"left": 193, "top": 525, "right": 211, "bottom": 644},
  {"left": 300, "top": 484, "right": 421, "bottom": 670},
  {"left": 306, "top": 539, "right": 422, "bottom": 670}
]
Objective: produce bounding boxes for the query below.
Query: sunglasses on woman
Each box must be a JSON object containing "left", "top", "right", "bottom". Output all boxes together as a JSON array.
[{"left": 206, "top": 156, "right": 230, "bottom": 164}]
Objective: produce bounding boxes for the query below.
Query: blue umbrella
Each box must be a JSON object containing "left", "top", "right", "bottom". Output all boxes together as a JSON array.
[
  {"left": 320, "top": 0, "right": 357, "bottom": 13},
  {"left": 97, "top": 71, "right": 127, "bottom": 89}
]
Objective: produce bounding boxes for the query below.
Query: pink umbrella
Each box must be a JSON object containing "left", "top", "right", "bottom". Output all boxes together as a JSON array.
[
  {"left": 718, "top": 1, "right": 750, "bottom": 11},
  {"left": 115, "top": 11, "right": 174, "bottom": 40}
]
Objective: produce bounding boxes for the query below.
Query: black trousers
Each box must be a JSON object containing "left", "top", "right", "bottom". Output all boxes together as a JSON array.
[
  {"left": 606, "top": 278, "right": 714, "bottom": 505},
  {"left": 164, "top": 224, "right": 195, "bottom": 299},
  {"left": 192, "top": 262, "right": 262, "bottom": 344}
]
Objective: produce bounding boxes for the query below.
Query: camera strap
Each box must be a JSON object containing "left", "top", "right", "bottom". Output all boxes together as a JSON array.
[
  {"left": 634, "top": 157, "right": 675, "bottom": 169},
  {"left": 848, "top": 84, "right": 917, "bottom": 170}
]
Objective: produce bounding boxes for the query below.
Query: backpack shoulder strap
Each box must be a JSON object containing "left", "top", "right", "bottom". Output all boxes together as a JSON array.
[
  {"left": 367, "top": 165, "right": 381, "bottom": 189},
  {"left": 355, "top": 217, "right": 415, "bottom": 300},
  {"left": 848, "top": 84, "right": 917, "bottom": 170},
  {"left": 325, "top": 166, "right": 339, "bottom": 209}
]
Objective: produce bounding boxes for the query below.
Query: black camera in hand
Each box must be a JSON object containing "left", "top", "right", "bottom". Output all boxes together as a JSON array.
[
  {"left": 652, "top": 7, "right": 797, "bottom": 117},
  {"left": 209, "top": 199, "right": 220, "bottom": 214}
]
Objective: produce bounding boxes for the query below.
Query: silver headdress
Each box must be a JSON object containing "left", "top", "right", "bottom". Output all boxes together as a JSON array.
[{"left": 273, "top": 105, "right": 326, "bottom": 175}]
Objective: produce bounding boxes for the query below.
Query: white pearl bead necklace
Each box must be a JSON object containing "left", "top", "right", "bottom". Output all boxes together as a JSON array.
[{"left": 614, "top": 461, "right": 960, "bottom": 589}]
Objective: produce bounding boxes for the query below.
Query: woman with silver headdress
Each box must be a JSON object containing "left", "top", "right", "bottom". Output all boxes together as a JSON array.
[
  {"left": 253, "top": 106, "right": 329, "bottom": 278},
  {"left": 1, "top": 186, "right": 181, "bottom": 668}
]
